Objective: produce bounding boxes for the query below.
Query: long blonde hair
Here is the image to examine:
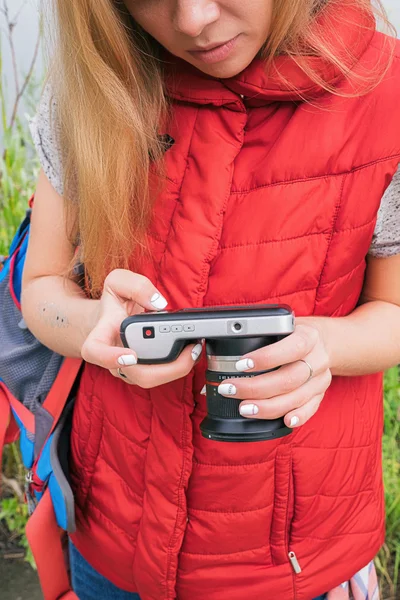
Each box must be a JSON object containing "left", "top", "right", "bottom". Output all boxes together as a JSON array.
[{"left": 46, "top": 0, "right": 395, "bottom": 296}]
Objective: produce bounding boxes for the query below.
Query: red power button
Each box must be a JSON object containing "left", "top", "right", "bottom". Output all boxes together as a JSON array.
[{"left": 143, "top": 326, "right": 155, "bottom": 339}]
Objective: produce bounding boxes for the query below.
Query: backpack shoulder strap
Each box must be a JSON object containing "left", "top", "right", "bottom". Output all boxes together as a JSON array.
[
  {"left": 26, "top": 488, "right": 79, "bottom": 600},
  {"left": 0, "top": 387, "right": 19, "bottom": 467},
  {"left": 42, "top": 358, "right": 82, "bottom": 428}
]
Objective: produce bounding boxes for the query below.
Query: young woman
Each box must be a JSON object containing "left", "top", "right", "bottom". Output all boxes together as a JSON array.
[{"left": 22, "top": 0, "right": 400, "bottom": 598}]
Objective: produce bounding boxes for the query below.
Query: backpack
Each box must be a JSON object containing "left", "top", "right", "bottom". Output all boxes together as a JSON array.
[{"left": 0, "top": 199, "right": 82, "bottom": 599}]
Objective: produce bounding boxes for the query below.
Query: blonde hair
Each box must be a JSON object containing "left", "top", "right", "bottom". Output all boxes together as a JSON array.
[{"left": 46, "top": 0, "right": 395, "bottom": 296}]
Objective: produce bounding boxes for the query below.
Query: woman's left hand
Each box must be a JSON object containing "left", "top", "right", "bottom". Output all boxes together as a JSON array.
[{"left": 215, "top": 319, "right": 332, "bottom": 429}]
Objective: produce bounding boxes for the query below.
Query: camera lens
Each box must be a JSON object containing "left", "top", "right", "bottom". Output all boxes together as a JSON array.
[
  {"left": 200, "top": 336, "right": 292, "bottom": 443},
  {"left": 232, "top": 322, "right": 242, "bottom": 332}
]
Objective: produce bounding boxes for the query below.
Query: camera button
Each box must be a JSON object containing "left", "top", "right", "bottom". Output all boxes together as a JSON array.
[
  {"left": 184, "top": 324, "right": 195, "bottom": 332},
  {"left": 172, "top": 325, "right": 183, "bottom": 332},
  {"left": 143, "top": 327, "right": 155, "bottom": 339},
  {"left": 159, "top": 325, "right": 171, "bottom": 333}
]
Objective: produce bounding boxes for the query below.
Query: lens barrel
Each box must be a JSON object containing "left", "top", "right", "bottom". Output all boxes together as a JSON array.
[{"left": 200, "top": 337, "right": 292, "bottom": 442}]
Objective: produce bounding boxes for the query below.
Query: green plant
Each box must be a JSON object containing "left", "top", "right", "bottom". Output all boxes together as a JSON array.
[
  {"left": 0, "top": 496, "right": 35, "bottom": 569},
  {"left": 0, "top": 0, "right": 41, "bottom": 569},
  {"left": 0, "top": 118, "right": 39, "bottom": 566},
  {"left": 0, "top": 122, "right": 40, "bottom": 255},
  {"left": 376, "top": 366, "right": 400, "bottom": 597},
  {"left": 0, "top": 0, "right": 41, "bottom": 255}
]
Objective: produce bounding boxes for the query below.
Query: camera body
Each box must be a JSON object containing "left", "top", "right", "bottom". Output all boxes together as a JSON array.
[
  {"left": 121, "top": 304, "right": 294, "bottom": 363},
  {"left": 121, "top": 304, "right": 295, "bottom": 443}
]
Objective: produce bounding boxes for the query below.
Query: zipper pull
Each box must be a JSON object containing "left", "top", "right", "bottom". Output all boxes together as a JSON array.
[
  {"left": 24, "top": 470, "right": 38, "bottom": 516},
  {"left": 288, "top": 551, "right": 302, "bottom": 574}
]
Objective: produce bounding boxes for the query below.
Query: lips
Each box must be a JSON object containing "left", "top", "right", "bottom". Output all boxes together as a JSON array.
[
  {"left": 188, "top": 34, "right": 241, "bottom": 65},
  {"left": 190, "top": 38, "right": 235, "bottom": 52}
]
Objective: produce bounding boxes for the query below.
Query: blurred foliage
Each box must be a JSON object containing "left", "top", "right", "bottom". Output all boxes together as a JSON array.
[
  {"left": 377, "top": 367, "right": 400, "bottom": 597},
  {"left": 0, "top": 497, "right": 35, "bottom": 569},
  {"left": 0, "top": 0, "right": 41, "bottom": 570}
]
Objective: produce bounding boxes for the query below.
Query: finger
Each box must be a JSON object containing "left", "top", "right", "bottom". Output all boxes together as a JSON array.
[
  {"left": 109, "top": 342, "right": 204, "bottom": 390},
  {"left": 82, "top": 318, "right": 138, "bottom": 370},
  {"left": 235, "top": 324, "right": 319, "bottom": 373},
  {"left": 109, "top": 368, "right": 134, "bottom": 384},
  {"left": 238, "top": 371, "right": 331, "bottom": 420},
  {"left": 218, "top": 359, "right": 313, "bottom": 401},
  {"left": 219, "top": 344, "right": 330, "bottom": 400},
  {"left": 284, "top": 394, "right": 325, "bottom": 428},
  {"left": 103, "top": 269, "right": 168, "bottom": 312}
]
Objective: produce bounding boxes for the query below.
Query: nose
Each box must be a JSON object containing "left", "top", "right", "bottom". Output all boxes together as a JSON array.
[{"left": 173, "top": 0, "right": 220, "bottom": 38}]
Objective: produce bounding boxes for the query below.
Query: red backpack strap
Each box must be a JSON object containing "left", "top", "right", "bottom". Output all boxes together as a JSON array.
[
  {"left": 1, "top": 358, "right": 83, "bottom": 599},
  {"left": 0, "top": 382, "right": 35, "bottom": 434},
  {"left": 26, "top": 358, "right": 82, "bottom": 599},
  {"left": 0, "top": 386, "right": 21, "bottom": 482},
  {"left": 42, "top": 358, "right": 82, "bottom": 432},
  {"left": 0, "top": 390, "right": 11, "bottom": 481},
  {"left": 26, "top": 488, "right": 78, "bottom": 600}
]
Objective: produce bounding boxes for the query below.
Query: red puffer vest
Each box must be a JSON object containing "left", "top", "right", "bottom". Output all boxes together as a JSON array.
[{"left": 69, "top": 6, "right": 400, "bottom": 600}]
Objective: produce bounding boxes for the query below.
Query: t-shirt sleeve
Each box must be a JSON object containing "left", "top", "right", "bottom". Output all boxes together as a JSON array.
[
  {"left": 29, "top": 83, "right": 64, "bottom": 196},
  {"left": 368, "top": 164, "right": 400, "bottom": 257}
]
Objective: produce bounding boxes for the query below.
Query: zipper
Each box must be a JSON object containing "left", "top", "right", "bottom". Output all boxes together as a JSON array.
[
  {"left": 25, "top": 470, "right": 38, "bottom": 515},
  {"left": 24, "top": 468, "right": 45, "bottom": 515},
  {"left": 288, "top": 551, "right": 302, "bottom": 574}
]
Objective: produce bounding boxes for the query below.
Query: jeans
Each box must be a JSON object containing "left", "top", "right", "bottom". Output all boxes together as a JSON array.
[
  {"left": 70, "top": 542, "right": 327, "bottom": 600},
  {"left": 69, "top": 542, "right": 140, "bottom": 600}
]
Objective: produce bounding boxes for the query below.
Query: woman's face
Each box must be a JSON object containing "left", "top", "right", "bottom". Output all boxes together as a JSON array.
[{"left": 124, "top": 0, "right": 275, "bottom": 78}]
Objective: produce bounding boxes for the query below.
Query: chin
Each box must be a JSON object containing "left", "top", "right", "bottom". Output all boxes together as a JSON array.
[{"left": 192, "top": 56, "right": 255, "bottom": 79}]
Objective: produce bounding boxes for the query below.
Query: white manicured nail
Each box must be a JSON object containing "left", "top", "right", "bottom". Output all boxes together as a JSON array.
[
  {"left": 239, "top": 404, "right": 259, "bottom": 416},
  {"left": 290, "top": 416, "right": 300, "bottom": 428},
  {"left": 218, "top": 383, "right": 237, "bottom": 396},
  {"left": 150, "top": 293, "right": 168, "bottom": 310},
  {"left": 191, "top": 343, "right": 203, "bottom": 361},
  {"left": 118, "top": 355, "right": 137, "bottom": 366},
  {"left": 235, "top": 358, "right": 254, "bottom": 372},
  {"left": 200, "top": 385, "right": 206, "bottom": 395}
]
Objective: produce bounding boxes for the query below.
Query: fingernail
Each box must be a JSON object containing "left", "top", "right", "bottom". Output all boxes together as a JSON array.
[
  {"left": 239, "top": 404, "right": 259, "bottom": 416},
  {"left": 118, "top": 355, "right": 137, "bottom": 366},
  {"left": 200, "top": 385, "right": 206, "bottom": 395},
  {"left": 290, "top": 416, "right": 300, "bottom": 428},
  {"left": 150, "top": 292, "right": 168, "bottom": 310},
  {"left": 235, "top": 358, "right": 254, "bottom": 372},
  {"left": 218, "top": 383, "right": 237, "bottom": 396},
  {"left": 191, "top": 343, "right": 203, "bottom": 361}
]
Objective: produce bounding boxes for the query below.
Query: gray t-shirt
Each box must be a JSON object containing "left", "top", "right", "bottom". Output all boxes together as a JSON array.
[{"left": 29, "top": 85, "right": 400, "bottom": 257}]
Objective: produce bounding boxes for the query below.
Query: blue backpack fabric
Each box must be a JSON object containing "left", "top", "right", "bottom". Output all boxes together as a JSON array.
[{"left": 0, "top": 204, "right": 81, "bottom": 533}]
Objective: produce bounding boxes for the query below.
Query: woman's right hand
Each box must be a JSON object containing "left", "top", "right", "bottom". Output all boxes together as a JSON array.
[{"left": 81, "top": 269, "right": 203, "bottom": 388}]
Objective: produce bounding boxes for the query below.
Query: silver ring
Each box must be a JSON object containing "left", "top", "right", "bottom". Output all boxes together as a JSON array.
[
  {"left": 117, "top": 367, "right": 128, "bottom": 380},
  {"left": 298, "top": 359, "right": 313, "bottom": 384}
]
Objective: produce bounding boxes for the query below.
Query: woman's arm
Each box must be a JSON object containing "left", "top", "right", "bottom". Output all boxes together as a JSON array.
[
  {"left": 21, "top": 169, "right": 100, "bottom": 358},
  {"left": 21, "top": 170, "right": 202, "bottom": 386},
  {"left": 303, "top": 254, "right": 400, "bottom": 376}
]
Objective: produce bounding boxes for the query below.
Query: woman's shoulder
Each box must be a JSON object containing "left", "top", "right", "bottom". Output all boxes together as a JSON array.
[
  {"left": 29, "top": 82, "right": 64, "bottom": 196},
  {"left": 369, "top": 164, "right": 400, "bottom": 258}
]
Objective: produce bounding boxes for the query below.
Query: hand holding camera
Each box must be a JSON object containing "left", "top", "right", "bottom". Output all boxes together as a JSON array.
[
  {"left": 214, "top": 320, "right": 332, "bottom": 433},
  {"left": 81, "top": 269, "right": 332, "bottom": 442},
  {"left": 80, "top": 269, "right": 203, "bottom": 388}
]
